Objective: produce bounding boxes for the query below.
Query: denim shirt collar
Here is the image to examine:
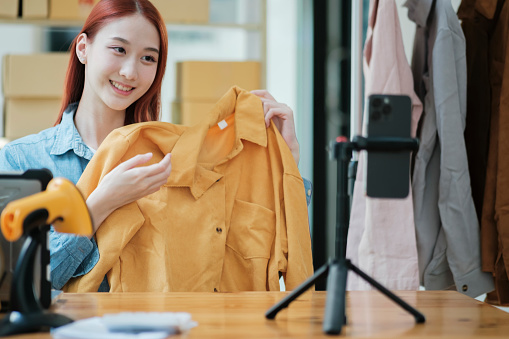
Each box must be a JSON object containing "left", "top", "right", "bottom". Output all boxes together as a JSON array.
[{"left": 50, "top": 102, "right": 95, "bottom": 161}]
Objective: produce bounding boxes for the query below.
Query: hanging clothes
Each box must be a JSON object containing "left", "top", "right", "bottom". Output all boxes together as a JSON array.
[
  {"left": 346, "top": 0, "right": 422, "bottom": 291},
  {"left": 63, "top": 86, "right": 313, "bottom": 293},
  {"left": 459, "top": 0, "right": 496, "bottom": 227},
  {"left": 407, "top": 0, "right": 494, "bottom": 297},
  {"left": 477, "top": 0, "right": 509, "bottom": 306}
]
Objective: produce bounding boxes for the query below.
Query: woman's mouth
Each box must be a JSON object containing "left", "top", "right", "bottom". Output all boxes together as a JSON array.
[{"left": 110, "top": 80, "right": 134, "bottom": 94}]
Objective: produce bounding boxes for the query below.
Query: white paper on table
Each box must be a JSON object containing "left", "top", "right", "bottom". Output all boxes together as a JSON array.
[{"left": 51, "top": 312, "right": 197, "bottom": 339}]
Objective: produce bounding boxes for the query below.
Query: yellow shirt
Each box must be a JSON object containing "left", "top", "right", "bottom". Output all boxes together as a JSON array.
[{"left": 64, "top": 86, "right": 313, "bottom": 292}]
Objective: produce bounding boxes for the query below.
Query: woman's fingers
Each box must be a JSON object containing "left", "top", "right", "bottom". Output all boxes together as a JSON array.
[
  {"left": 88, "top": 153, "right": 172, "bottom": 231},
  {"left": 260, "top": 98, "right": 288, "bottom": 114},
  {"left": 145, "top": 153, "right": 172, "bottom": 185},
  {"left": 261, "top": 100, "right": 293, "bottom": 127},
  {"left": 137, "top": 153, "right": 172, "bottom": 191},
  {"left": 143, "top": 153, "right": 172, "bottom": 178},
  {"left": 252, "top": 89, "right": 300, "bottom": 165},
  {"left": 115, "top": 152, "right": 153, "bottom": 173},
  {"left": 251, "top": 89, "right": 276, "bottom": 101}
]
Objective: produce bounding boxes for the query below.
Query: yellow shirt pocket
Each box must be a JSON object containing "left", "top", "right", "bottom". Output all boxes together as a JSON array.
[{"left": 226, "top": 200, "right": 276, "bottom": 260}]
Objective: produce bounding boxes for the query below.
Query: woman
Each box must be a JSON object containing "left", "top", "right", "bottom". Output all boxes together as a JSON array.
[{"left": 0, "top": 0, "right": 308, "bottom": 291}]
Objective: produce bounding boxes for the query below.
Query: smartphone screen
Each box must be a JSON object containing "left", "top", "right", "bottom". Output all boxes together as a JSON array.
[{"left": 365, "top": 94, "right": 412, "bottom": 198}]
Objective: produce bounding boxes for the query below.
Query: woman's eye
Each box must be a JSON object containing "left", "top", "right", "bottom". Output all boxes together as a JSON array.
[
  {"left": 112, "top": 47, "right": 126, "bottom": 54},
  {"left": 142, "top": 55, "right": 157, "bottom": 63}
]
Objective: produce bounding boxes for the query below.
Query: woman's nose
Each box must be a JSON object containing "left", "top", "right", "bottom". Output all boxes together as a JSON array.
[{"left": 119, "top": 58, "right": 138, "bottom": 81}]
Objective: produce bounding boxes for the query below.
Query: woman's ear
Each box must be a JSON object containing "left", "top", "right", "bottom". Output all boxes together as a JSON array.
[{"left": 76, "top": 33, "right": 88, "bottom": 64}]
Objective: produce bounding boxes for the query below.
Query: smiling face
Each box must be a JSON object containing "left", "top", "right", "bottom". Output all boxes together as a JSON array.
[{"left": 77, "top": 14, "right": 160, "bottom": 117}]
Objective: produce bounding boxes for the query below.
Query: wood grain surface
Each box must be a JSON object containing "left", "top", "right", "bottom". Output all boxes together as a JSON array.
[{"left": 2, "top": 290, "right": 508, "bottom": 338}]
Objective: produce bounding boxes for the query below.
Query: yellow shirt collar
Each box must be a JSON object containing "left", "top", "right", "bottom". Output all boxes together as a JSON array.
[{"left": 168, "top": 86, "right": 267, "bottom": 199}]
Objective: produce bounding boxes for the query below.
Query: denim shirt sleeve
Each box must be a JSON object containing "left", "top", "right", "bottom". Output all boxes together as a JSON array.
[
  {"left": 50, "top": 229, "right": 100, "bottom": 290},
  {"left": 1, "top": 128, "right": 100, "bottom": 290},
  {"left": 0, "top": 145, "right": 20, "bottom": 171},
  {"left": 303, "top": 177, "right": 313, "bottom": 207}
]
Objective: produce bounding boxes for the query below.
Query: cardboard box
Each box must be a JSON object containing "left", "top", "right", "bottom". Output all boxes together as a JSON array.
[
  {"left": 3, "top": 53, "right": 69, "bottom": 99},
  {"left": 176, "top": 61, "right": 261, "bottom": 102},
  {"left": 4, "top": 98, "right": 61, "bottom": 140},
  {"left": 23, "top": 0, "right": 48, "bottom": 19},
  {"left": 0, "top": 0, "right": 19, "bottom": 18},
  {"left": 172, "top": 101, "right": 215, "bottom": 126},
  {"left": 49, "top": 0, "right": 98, "bottom": 20},
  {"left": 48, "top": 0, "right": 207, "bottom": 22},
  {"left": 151, "top": 0, "right": 209, "bottom": 23}
]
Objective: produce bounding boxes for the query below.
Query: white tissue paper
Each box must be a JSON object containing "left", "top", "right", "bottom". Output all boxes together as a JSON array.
[{"left": 51, "top": 312, "right": 197, "bottom": 339}]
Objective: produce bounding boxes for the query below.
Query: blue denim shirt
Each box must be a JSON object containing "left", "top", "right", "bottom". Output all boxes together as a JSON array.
[
  {"left": 0, "top": 103, "right": 313, "bottom": 292},
  {"left": 0, "top": 103, "right": 102, "bottom": 290}
]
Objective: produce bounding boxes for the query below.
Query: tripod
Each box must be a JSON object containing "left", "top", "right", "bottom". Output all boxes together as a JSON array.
[{"left": 265, "top": 136, "right": 426, "bottom": 335}]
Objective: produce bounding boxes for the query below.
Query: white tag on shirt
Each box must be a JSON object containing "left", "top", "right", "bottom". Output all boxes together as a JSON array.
[{"left": 217, "top": 120, "right": 228, "bottom": 130}]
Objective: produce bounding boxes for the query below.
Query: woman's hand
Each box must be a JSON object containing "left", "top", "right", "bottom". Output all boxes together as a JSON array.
[
  {"left": 86, "top": 152, "right": 172, "bottom": 234},
  {"left": 251, "top": 90, "right": 300, "bottom": 165}
]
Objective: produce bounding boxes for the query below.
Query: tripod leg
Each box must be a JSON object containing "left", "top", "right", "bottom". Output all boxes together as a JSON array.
[
  {"left": 348, "top": 261, "right": 425, "bottom": 323},
  {"left": 265, "top": 263, "right": 330, "bottom": 319},
  {"left": 323, "top": 261, "right": 348, "bottom": 335}
]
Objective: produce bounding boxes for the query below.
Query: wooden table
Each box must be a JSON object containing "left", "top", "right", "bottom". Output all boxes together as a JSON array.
[{"left": 3, "top": 290, "right": 509, "bottom": 338}]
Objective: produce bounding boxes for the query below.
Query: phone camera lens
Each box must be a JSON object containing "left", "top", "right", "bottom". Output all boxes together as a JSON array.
[
  {"left": 371, "top": 110, "right": 381, "bottom": 121},
  {"left": 372, "top": 98, "right": 382, "bottom": 108},
  {"left": 382, "top": 104, "right": 392, "bottom": 115}
]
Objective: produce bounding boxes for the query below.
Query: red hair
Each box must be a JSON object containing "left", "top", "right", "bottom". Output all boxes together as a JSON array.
[{"left": 55, "top": 0, "right": 168, "bottom": 125}]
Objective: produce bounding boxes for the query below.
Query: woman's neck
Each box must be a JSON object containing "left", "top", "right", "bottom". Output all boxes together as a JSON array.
[{"left": 74, "top": 102, "right": 126, "bottom": 151}]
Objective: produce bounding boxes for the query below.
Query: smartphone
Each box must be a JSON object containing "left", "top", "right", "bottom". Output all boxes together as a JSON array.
[{"left": 365, "top": 94, "right": 412, "bottom": 198}]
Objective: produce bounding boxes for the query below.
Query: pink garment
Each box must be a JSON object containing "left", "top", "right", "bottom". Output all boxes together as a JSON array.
[{"left": 346, "top": 0, "right": 422, "bottom": 290}]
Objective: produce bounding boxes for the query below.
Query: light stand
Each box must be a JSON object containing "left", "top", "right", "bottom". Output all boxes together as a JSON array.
[{"left": 266, "top": 136, "right": 425, "bottom": 335}]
